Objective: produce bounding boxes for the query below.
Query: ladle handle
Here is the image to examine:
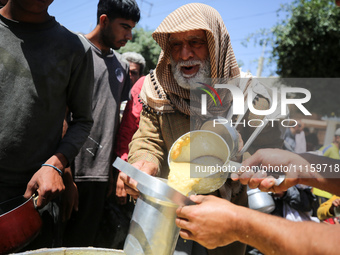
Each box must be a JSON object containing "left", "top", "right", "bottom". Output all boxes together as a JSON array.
[
  {"left": 32, "top": 194, "right": 39, "bottom": 209},
  {"left": 237, "top": 117, "right": 269, "bottom": 157},
  {"left": 229, "top": 160, "right": 242, "bottom": 171},
  {"left": 232, "top": 161, "right": 285, "bottom": 186},
  {"left": 274, "top": 175, "right": 285, "bottom": 186}
]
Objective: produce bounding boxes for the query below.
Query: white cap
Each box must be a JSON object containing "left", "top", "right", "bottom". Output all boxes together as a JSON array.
[{"left": 335, "top": 128, "right": 340, "bottom": 136}]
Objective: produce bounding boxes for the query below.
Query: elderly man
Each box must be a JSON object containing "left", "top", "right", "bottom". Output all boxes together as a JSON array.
[
  {"left": 121, "top": 3, "right": 282, "bottom": 255},
  {"left": 122, "top": 51, "right": 146, "bottom": 85}
]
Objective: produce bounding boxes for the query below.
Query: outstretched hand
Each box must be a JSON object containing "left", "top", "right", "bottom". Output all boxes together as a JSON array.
[
  {"left": 230, "top": 149, "right": 311, "bottom": 193},
  {"left": 176, "top": 195, "right": 239, "bottom": 249}
]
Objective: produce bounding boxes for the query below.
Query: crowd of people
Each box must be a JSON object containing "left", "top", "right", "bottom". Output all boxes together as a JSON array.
[{"left": 0, "top": 0, "right": 339, "bottom": 255}]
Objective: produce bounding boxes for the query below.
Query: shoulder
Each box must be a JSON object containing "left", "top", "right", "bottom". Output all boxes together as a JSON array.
[{"left": 51, "top": 23, "right": 90, "bottom": 49}]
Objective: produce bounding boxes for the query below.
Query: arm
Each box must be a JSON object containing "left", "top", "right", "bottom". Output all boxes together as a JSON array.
[
  {"left": 232, "top": 148, "right": 340, "bottom": 196},
  {"left": 119, "top": 160, "right": 159, "bottom": 200},
  {"left": 24, "top": 153, "right": 67, "bottom": 208},
  {"left": 56, "top": 35, "right": 94, "bottom": 164},
  {"left": 298, "top": 153, "right": 340, "bottom": 195},
  {"left": 176, "top": 195, "right": 340, "bottom": 255},
  {"left": 119, "top": 108, "right": 166, "bottom": 199},
  {"left": 24, "top": 38, "right": 94, "bottom": 208}
]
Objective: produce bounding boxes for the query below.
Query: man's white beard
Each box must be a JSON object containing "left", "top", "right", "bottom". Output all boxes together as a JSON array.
[{"left": 170, "top": 58, "right": 211, "bottom": 90}]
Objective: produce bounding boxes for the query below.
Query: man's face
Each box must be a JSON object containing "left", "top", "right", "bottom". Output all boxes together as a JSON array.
[
  {"left": 11, "top": 0, "right": 54, "bottom": 14},
  {"left": 102, "top": 17, "right": 136, "bottom": 50},
  {"left": 335, "top": 135, "right": 340, "bottom": 144},
  {"left": 128, "top": 61, "right": 141, "bottom": 85},
  {"left": 169, "top": 30, "right": 210, "bottom": 89}
]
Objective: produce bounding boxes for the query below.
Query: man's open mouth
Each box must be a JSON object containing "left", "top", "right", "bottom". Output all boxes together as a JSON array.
[{"left": 181, "top": 65, "right": 200, "bottom": 77}]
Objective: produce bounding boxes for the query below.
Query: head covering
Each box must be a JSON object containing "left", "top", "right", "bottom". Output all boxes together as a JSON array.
[
  {"left": 139, "top": 3, "right": 240, "bottom": 117},
  {"left": 335, "top": 128, "right": 340, "bottom": 136}
]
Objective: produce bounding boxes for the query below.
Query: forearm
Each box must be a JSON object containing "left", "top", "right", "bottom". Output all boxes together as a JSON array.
[
  {"left": 235, "top": 206, "right": 339, "bottom": 255},
  {"left": 62, "top": 41, "right": 94, "bottom": 163},
  {"left": 44, "top": 153, "right": 68, "bottom": 174},
  {"left": 299, "top": 153, "right": 340, "bottom": 196}
]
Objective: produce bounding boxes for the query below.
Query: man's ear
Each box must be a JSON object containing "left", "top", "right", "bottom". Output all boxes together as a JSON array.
[{"left": 99, "top": 14, "right": 109, "bottom": 28}]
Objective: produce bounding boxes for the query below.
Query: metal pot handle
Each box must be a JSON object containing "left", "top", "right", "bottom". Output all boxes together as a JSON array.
[{"left": 32, "top": 194, "right": 39, "bottom": 209}]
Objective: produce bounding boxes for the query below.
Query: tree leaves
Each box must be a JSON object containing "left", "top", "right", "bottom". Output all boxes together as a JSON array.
[
  {"left": 263, "top": 0, "right": 340, "bottom": 116},
  {"left": 118, "top": 27, "right": 161, "bottom": 75}
]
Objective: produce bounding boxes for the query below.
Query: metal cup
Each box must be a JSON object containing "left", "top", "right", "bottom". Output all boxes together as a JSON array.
[
  {"left": 168, "top": 130, "right": 241, "bottom": 194},
  {"left": 200, "top": 117, "right": 239, "bottom": 159}
]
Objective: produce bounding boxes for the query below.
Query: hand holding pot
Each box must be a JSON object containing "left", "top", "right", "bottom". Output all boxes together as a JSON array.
[
  {"left": 24, "top": 154, "right": 66, "bottom": 208},
  {"left": 119, "top": 160, "right": 158, "bottom": 200},
  {"left": 176, "top": 195, "right": 240, "bottom": 249}
]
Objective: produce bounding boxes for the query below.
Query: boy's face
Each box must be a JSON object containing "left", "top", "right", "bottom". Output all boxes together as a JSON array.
[
  {"left": 101, "top": 17, "right": 136, "bottom": 50},
  {"left": 13, "top": 0, "right": 54, "bottom": 14}
]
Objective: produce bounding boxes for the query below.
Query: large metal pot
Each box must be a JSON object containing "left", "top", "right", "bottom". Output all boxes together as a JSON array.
[
  {"left": 0, "top": 196, "right": 42, "bottom": 255},
  {"left": 112, "top": 158, "right": 194, "bottom": 255},
  {"left": 13, "top": 247, "right": 124, "bottom": 254},
  {"left": 124, "top": 193, "right": 179, "bottom": 255}
]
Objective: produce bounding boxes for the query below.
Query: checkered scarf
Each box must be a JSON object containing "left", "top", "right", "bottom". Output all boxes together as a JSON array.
[{"left": 139, "top": 3, "right": 240, "bottom": 117}]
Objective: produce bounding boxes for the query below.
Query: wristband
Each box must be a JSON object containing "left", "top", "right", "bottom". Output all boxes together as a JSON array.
[{"left": 42, "top": 164, "right": 63, "bottom": 176}]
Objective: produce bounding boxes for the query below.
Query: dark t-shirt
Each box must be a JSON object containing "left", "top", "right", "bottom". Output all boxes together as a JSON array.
[
  {"left": 0, "top": 15, "right": 94, "bottom": 188},
  {"left": 73, "top": 38, "right": 131, "bottom": 182}
]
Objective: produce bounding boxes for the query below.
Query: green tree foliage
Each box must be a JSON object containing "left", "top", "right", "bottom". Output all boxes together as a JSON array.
[
  {"left": 274, "top": 0, "right": 340, "bottom": 116},
  {"left": 248, "top": 0, "right": 340, "bottom": 116},
  {"left": 273, "top": 0, "right": 340, "bottom": 78},
  {"left": 118, "top": 27, "right": 161, "bottom": 75}
]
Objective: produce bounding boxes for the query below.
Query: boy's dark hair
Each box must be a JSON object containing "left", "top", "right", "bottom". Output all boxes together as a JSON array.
[{"left": 97, "top": 0, "right": 140, "bottom": 24}]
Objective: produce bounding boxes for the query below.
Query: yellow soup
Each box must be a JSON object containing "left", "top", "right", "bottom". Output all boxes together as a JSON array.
[{"left": 168, "top": 161, "right": 201, "bottom": 196}]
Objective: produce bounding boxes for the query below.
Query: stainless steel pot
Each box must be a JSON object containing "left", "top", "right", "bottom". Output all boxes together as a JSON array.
[
  {"left": 112, "top": 158, "right": 194, "bottom": 255},
  {"left": 247, "top": 187, "right": 275, "bottom": 214},
  {"left": 13, "top": 247, "right": 124, "bottom": 254},
  {"left": 124, "top": 193, "right": 179, "bottom": 255}
]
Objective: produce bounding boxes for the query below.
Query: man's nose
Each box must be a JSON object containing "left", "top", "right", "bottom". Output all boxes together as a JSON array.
[
  {"left": 126, "top": 31, "right": 133, "bottom": 41},
  {"left": 180, "top": 44, "right": 194, "bottom": 61}
]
